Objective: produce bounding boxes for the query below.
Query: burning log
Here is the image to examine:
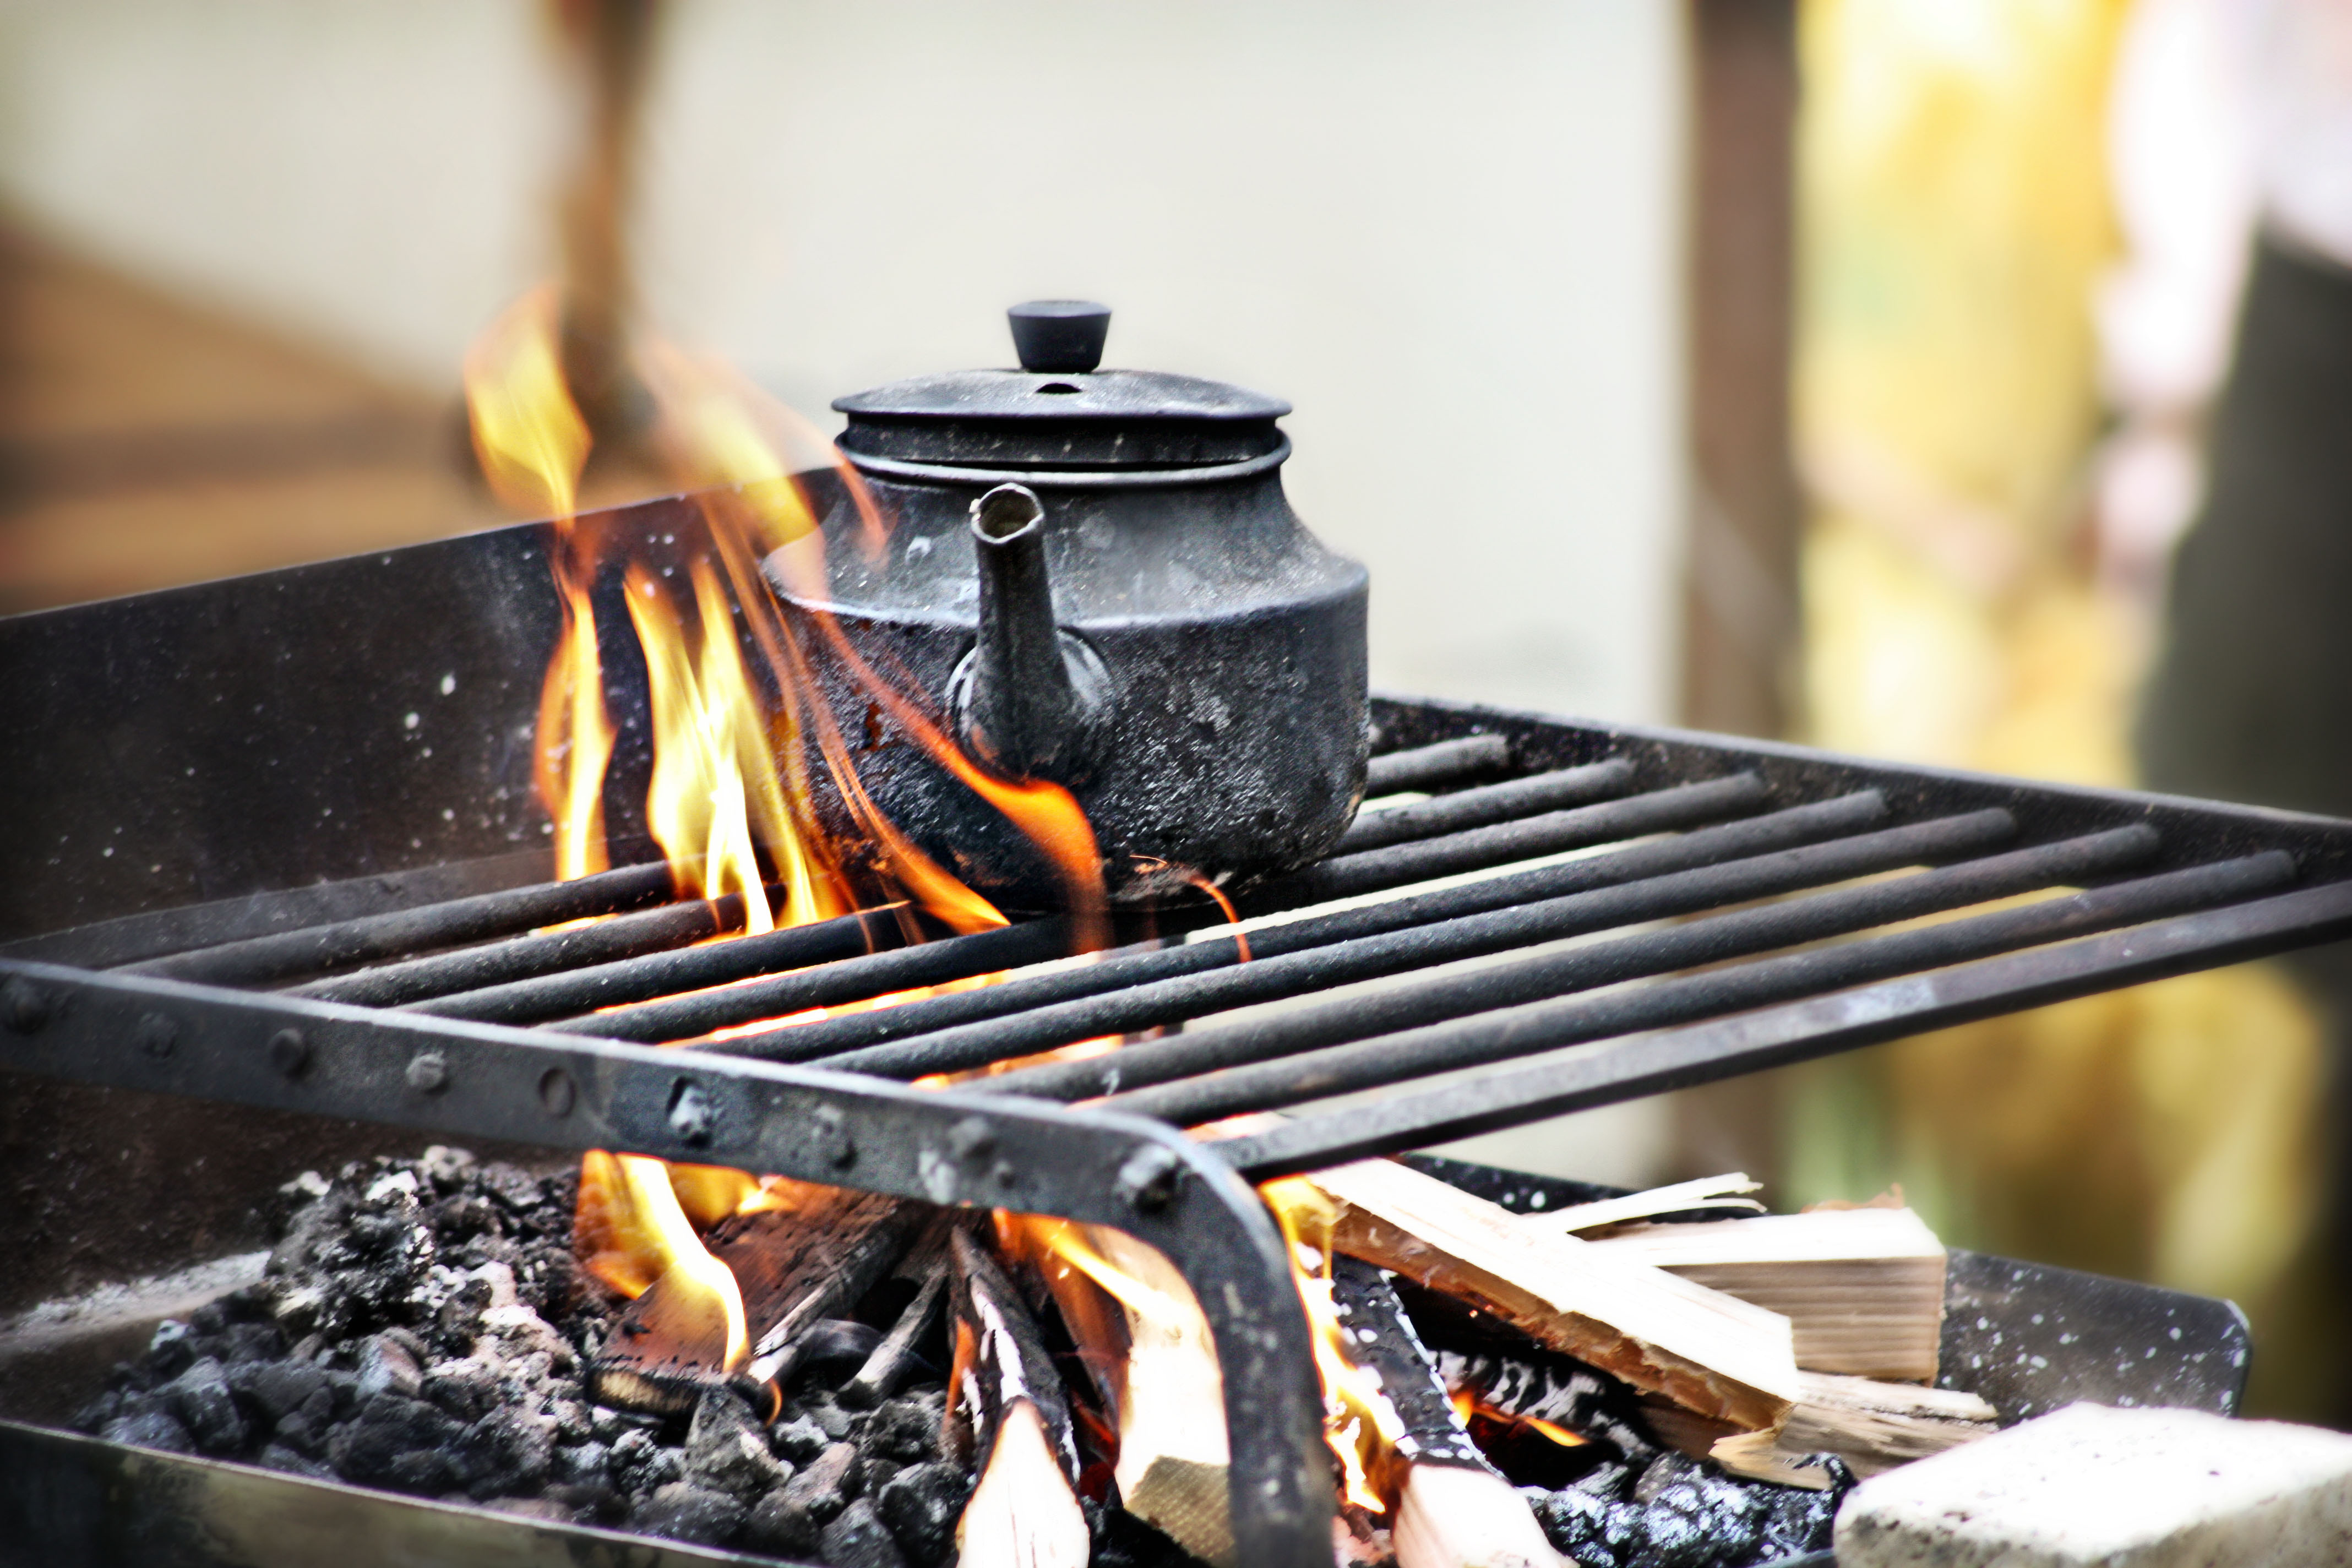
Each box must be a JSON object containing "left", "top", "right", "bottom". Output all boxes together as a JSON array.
[
  {"left": 840, "top": 1224, "right": 955, "bottom": 1410},
  {"left": 1084, "top": 1224, "right": 1234, "bottom": 1568},
  {"left": 1306, "top": 1158, "right": 1801, "bottom": 1433},
  {"left": 945, "top": 1229, "right": 1089, "bottom": 1568},
  {"left": 590, "top": 1182, "right": 919, "bottom": 1413},
  {"left": 1330, "top": 1257, "right": 1564, "bottom": 1568}
]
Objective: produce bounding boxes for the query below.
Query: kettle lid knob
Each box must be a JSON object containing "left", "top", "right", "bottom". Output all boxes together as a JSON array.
[{"left": 1008, "top": 300, "right": 1110, "bottom": 374}]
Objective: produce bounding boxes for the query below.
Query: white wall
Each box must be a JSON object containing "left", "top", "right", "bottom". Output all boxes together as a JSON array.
[
  {"left": 0, "top": 2, "right": 1686, "bottom": 1184},
  {"left": 0, "top": 0, "right": 1686, "bottom": 728}
]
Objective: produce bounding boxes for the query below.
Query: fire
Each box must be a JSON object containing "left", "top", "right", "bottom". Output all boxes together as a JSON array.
[
  {"left": 466, "top": 285, "right": 1128, "bottom": 1418},
  {"left": 1260, "top": 1177, "right": 1408, "bottom": 1512},
  {"left": 573, "top": 1151, "right": 748, "bottom": 1371},
  {"left": 1450, "top": 1386, "right": 1589, "bottom": 1452},
  {"left": 464, "top": 285, "right": 611, "bottom": 882}
]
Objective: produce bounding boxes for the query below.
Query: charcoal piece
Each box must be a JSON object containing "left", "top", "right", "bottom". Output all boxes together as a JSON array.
[
  {"left": 326, "top": 1392, "right": 465, "bottom": 1487},
  {"left": 386, "top": 1447, "right": 459, "bottom": 1493},
  {"left": 420, "top": 1358, "right": 498, "bottom": 1423},
  {"left": 1531, "top": 1484, "right": 1637, "bottom": 1568},
  {"left": 220, "top": 1322, "right": 286, "bottom": 1364},
  {"left": 1632, "top": 1451, "right": 1708, "bottom": 1505},
  {"left": 1571, "top": 1460, "right": 1634, "bottom": 1500},
  {"left": 434, "top": 1273, "right": 496, "bottom": 1347},
  {"left": 634, "top": 1482, "right": 747, "bottom": 1547},
  {"left": 419, "top": 1145, "right": 476, "bottom": 1192},
  {"left": 684, "top": 1387, "right": 792, "bottom": 1502},
  {"left": 547, "top": 1482, "right": 628, "bottom": 1525},
  {"left": 547, "top": 1397, "right": 592, "bottom": 1445},
  {"left": 860, "top": 1456, "right": 902, "bottom": 1498},
  {"left": 477, "top": 1162, "right": 547, "bottom": 1216},
  {"left": 805, "top": 1396, "right": 858, "bottom": 1442},
  {"left": 874, "top": 1462, "right": 970, "bottom": 1568},
  {"left": 745, "top": 1489, "right": 823, "bottom": 1558},
  {"left": 232, "top": 1358, "right": 329, "bottom": 1424},
  {"left": 145, "top": 1320, "right": 197, "bottom": 1381},
  {"left": 457, "top": 1408, "right": 557, "bottom": 1500},
  {"left": 190, "top": 1303, "right": 229, "bottom": 1337},
  {"left": 100, "top": 1408, "right": 194, "bottom": 1455},
  {"left": 258, "top": 1442, "right": 337, "bottom": 1480},
  {"left": 797, "top": 1319, "right": 886, "bottom": 1389},
  {"left": 355, "top": 1333, "right": 424, "bottom": 1401},
  {"left": 1643, "top": 1476, "right": 1762, "bottom": 1567},
  {"left": 771, "top": 1414, "right": 831, "bottom": 1463},
  {"left": 553, "top": 1440, "right": 611, "bottom": 1489},
  {"left": 271, "top": 1406, "right": 328, "bottom": 1459},
  {"left": 70, "top": 1390, "right": 122, "bottom": 1433},
  {"left": 1754, "top": 1457, "right": 1852, "bottom": 1559},
  {"left": 821, "top": 1498, "right": 910, "bottom": 1568},
  {"left": 785, "top": 1441, "right": 863, "bottom": 1522},
  {"left": 609, "top": 1427, "right": 685, "bottom": 1497},
  {"left": 865, "top": 1396, "right": 943, "bottom": 1464},
  {"left": 592, "top": 1403, "right": 657, "bottom": 1444},
  {"left": 166, "top": 1357, "right": 248, "bottom": 1454}
]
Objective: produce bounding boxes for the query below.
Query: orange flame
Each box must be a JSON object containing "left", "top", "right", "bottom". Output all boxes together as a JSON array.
[
  {"left": 573, "top": 1150, "right": 747, "bottom": 1370},
  {"left": 1260, "top": 1177, "right": 1407, "bottom": 1512},
  {"left": 464, "top": 285, "right": 611, "bottom": 881}
]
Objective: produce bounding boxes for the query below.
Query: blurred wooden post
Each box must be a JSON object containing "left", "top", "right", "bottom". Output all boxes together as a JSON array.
[
  {"left": 1680, "top": 0, "right": 1800, "bottom": 741},
  {"left": 1674, "top": 0, "right": 1803, "bottom": 1185}
]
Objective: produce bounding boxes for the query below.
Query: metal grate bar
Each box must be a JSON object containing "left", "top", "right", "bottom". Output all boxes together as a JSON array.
[
  {"left": 1104, "top": 850, "right": 2290, "bottom": 1126},
  {"left": 1235, "top": 772, "right": 1767, "bottom": 913},
  {"left": 1361, "top": 733, "right": 1512, "bottom": 796},
  {"left": 285, "top": 891, "right": 746, "bottom": 1007},
  {"left": 971, "top": 824, "right": 2160, "bottom": 1102},
  {"left": 113, "top": 860, "right": 678, "bottom": 988},
  {"left": 549, "top": 772, "right": 1771, "bottom": 1043},
  {"left": 406, "top": 905, "right": 911, "bottom": 1025},
  {"left": 1218, "top": 864, "right": 2349, "bottom": 1179},
  {"left": 1332, "top": 759, "right": 1633, "bottom": 853},
  {"left": 791, "top": 808, "right": 2025, "bottom": 1082},
  {"left": 707, "top": 791, "right": 1894, "bottom": 1064}
]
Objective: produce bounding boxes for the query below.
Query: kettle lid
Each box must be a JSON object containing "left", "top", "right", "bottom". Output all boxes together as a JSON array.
[{"left": 833, "top": 302, "right": 1290, "bottom": 471}]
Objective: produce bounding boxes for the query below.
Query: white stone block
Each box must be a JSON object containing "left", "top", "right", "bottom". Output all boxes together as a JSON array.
[{"left": 1836, "top": 1401, "right": 2352, "bottom": 1566}]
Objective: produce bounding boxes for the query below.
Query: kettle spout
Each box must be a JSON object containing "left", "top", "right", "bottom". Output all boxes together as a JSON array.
[{"left": 954, "top": 483, "right": 1108, "bottom": 782}]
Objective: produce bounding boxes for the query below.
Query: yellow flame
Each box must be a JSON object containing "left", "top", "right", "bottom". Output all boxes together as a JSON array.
[
  {"left": 573, "top": 1151, "right": 748, "bottom": 1371},
  {"left": 625, "top": 557, "right": 837, "bottom": 932},
  {"left": 1260, "top": 1176, "right": 1407, "bottom": 1512},
  {"left": 464, "top": 285, "right": 611, "bottom": 882}
]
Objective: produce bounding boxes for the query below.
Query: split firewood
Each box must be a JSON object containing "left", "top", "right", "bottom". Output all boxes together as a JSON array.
[
  {"left": 839, "top": 1232, "right": 952, "bottom": 1410},
  {"left": 592, "top": 1186, "right": 919, "bottom": 1412},
  {"left": 1330, "top": 1257, "right": 1565, "bottom": 1568},
  {"left": 1584, "top": 1206, "right": 1947, "bottom": 1382},
  {"left": 1307, "top": 1158, "right": 1800, "bottom": 1433},
  {"left": 1515, "top": 1172, "right": 1766, "bottom": 1235},
  {"left": 1709, "top": 1371, "right": 1997, "bottom": 1488},
  {"left": 947, "top": 1229, "right": 1090, "bottom": 1568},
  {"left": 1087, "top": 1225, "right": 1234, "bottom": 1568}
]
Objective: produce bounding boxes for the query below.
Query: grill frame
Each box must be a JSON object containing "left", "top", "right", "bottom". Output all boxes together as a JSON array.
[{"left": 7, "top": 495, "right": 2352, "bottom": 1567}]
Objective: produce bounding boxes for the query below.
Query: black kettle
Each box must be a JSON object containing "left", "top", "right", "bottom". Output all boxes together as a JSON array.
[{"left": 766, "top": 302, "right": 1369, "bottom": 908}]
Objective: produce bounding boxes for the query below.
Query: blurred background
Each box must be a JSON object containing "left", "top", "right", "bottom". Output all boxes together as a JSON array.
[{"left": 2, "top": 1, "right": 2344, "bottom": 1421}]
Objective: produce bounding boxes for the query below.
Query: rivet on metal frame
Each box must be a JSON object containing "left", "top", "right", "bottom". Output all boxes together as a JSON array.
[
  {"left": 135, "top": 1012, "right": 178, "bottom": 1059},
  {"left": 666, "top": 1078, "right": 716, "bottom": 1148},
  {"left": 538, "top": 1067, "right": 577, "bottom": 1118},
  {"left": 1, "top": 978, "right": 50, "bottom": 1035},
  {"left": 947, "top": 1115, "right": 997, "bottom": 1161},
  {"left": 812, "top": 1106, "right": 857, "bottom": 1169},
  {"left": 1115, "top": 1144, "right": 1184, "bottom": 1213},
  {"left": 266, "top": 1028, "right": 310, "bottom": 1078},
  {"left": 405, "top": 1052, "right": 449, "bottom": 1093}
]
